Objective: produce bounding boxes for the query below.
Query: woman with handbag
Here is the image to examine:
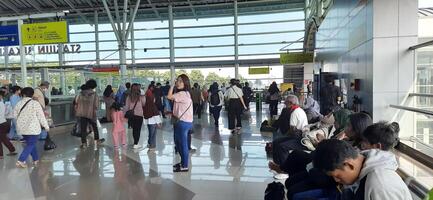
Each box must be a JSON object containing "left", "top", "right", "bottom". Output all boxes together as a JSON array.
[
  {"left": 167, "top": 74, "right": 193, "bottom": 172},
  {"left": 268, "top": 82, "right": 280, "bottom": 118},
  {"left": 13, "top": 87, "right": 50, "bottom": 168},
  {"left": 124, "top": 83, "right": 146, "bottom": 149},
  {"left": 224, "top": 79, "right": 247, "bottom": 134}
]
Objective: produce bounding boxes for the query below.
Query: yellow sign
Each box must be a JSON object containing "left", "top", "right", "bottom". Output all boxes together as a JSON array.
[
  {"left": 280, "top": 83, "right": 294, "bottom": 93},
  {"left": 21, "top": 21, "right": 69, "bottom": 45},
  {"left": 248, "top": 67, "right": 269, "bottom": 75},
  {"left": 280, "top": 52, "right": 314, "bottom": 64}
]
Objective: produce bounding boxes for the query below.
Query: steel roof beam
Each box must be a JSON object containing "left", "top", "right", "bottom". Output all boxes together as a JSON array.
[
  {"left": 113, "top": 0, "right": 123, "bottom": 37},
  {"left": 187, "top": 0, "right": 198, "bottom": 20},
  {"left": 146, "top": 0, "right": 163, "bottom": 21},
  {"left": 25, "top": 0, "right": 43, "bottom": 12},
  {"left": 42, "top": 0, "right": 58, "bottom": 9},
  {"left": 125, "top": 0, "right": 141, "bottom": 40},
  {"left": 63, "top": 0, "right": 92, "bottom": 25},
  {"left": 102, "top": 0, "right": 121, "bottom": 42},
  {"left": 0, "top": 0, "right": 21, "bottom": 14}
]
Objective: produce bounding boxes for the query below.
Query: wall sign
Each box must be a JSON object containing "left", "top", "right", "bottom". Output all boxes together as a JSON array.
[
  {"left": 21, "top": 21, "right": 69, "bottom": 45},
  {"left": 0, "top": 25, "right": 19, "bottom": 47},
  {"left": 0, "top": 44, "right": 81, "bottom": 56}
]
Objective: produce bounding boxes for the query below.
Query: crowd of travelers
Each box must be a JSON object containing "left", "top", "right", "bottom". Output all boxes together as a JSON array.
[{"left": 0, "top": 75, "right": 414, "bottom": 199}]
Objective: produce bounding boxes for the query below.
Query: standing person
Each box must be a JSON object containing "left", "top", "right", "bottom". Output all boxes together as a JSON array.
[
  {"left": 320, "top": 76, "right": 342, "bottom": 115},
  {"left": 268, "top": 81, "right": 280, "bottom": 118},
  {"left": 33, "top": 81, "right": 51, "bottom": 141},
  {"left": 168, "top": 74, "right": 193, "bottom": 172},
  {"left": 153, "top": 83, "right": 164, "bottom": 118},
  {"left": 242, "top": 82, "right": 253, "bottom": 110},
  {"left": 191, "top": 83, "right": 204, "bottom": 119},
  {"left": 225, "top": 79, "right": 247, "bottom": 134},
  {"left": 68, "top": 86, "right": 76, "bottom": 96},
  {"left": 8, "top": 86, "right": 22, "bottom": 141},
  {"left": 14, "top": 87, "right": 50, "bottom": 168},
  {"left": 0, "top": 90, "right": 17, "bottom": 159},
  {"left": 143, "top": 84, "right": 162, "bottom": 152},
  {"left": 201, "top": 85, "right": 209, "bottom": 113},
  {"left": 103, "top": 85, "right": 115, "bottom": 122},
  {"left": 75, "top": 79, "right": 105, "bottom": 148},
  {"left": 111, "top": 102, "right": 127, "bottom": 149},
  {"left": 161, "top": 81, "right": 172, "bottom": 116},
  {"left": 124, "top": 83, "right": 146, "bottom": 149},
  {"left": 208, "top": 82, "right": 224, "bottom": 126}
]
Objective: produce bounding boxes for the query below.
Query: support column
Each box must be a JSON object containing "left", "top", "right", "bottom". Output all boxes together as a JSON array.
[
  {"left": 41, "top": 68, "right": 49, "bottom": 81},
  {"left": 95, "top": 11, "right": 100, "bottom": 65},
  {"left": 131, "top": 17, "right": 136, "bottom": 65},
  {"left": 2, "top": 21, "right": 9, "bottom": 70},
  {"left": 169, "top": 4, "right": 175, "bottom": 81},
  {"left": 32, "top": 69, "right": 36, "bottom": 88},
  {"left": 234, "top": 0, "right": 239, "bottom": 79},
  {"left": 17, "top": 19, "right": 27, "bottom": 87}
]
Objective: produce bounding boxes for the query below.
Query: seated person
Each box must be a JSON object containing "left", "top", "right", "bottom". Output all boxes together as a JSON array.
[
  {"left": 303, "top": 95, "right": 322, "bottom": 124},
  {"left": 271, "top": 95, "right": 308, "bottom": 165},
  {"left": 312, "top": 128, "right": 412, "bottom": 200}
]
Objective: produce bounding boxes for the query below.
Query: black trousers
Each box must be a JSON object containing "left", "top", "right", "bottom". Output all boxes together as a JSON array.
[
  {"left": 80, "top": 117, "right": 99, "bottom": 144},
  {"left": 269, "top": 100, "right": 279, "bottom": 116},
  {"left": 228, "top": 99, "right": 242, "bottom": 130},
  {"left": 193, "top": 103, "right": 202, "bottom": 118},
  {"left": 285, "top": 168, "right": 336, "bottom": 200},
  {"left": 0, "top": 121, "right": 15, "bottom": 156},
  {"left": 272, "top": 135, "right": 305, "bottom": 165},
  {"left": 130, "top": 115, "right": 143, "bottom": 145},
  {"left": 209, "top": 106, "right": 222, "bottom": 125}
]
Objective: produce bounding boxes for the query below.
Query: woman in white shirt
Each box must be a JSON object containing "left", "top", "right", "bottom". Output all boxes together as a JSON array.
[
  {"left": 224, "top": 79, "right": 247, "bottom": 134},
  {"left": 13, "top": 87, "right": 49, "bottom": 168}
]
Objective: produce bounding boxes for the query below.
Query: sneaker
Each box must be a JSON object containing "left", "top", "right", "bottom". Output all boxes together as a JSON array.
[
  {"left": 148, "top": 148, "right": 156, "bottom": 153},
  {"left": 33, "top": 160, "right": 39, "bottom": 167},
  {"left": 7, "top": 152, "right": 17, "bottom": 156},
  {"left": 189, "top": 148, "right": 197, "bottom": 153},
  {"left": 16, "top": 161, "right": 27, "bottom": 168},
  {"left": 173, "top": 163, "right": 181, "bottom": 170},
  {"left": 133, "top": 144, "right": 142, "bottom": 149},
  {"left": 173, "top": 167, "right": 189, "bottom": 173},
  {"left": 97, "top": 138, "right": 106, "bottom": 144},
  {"left": 80, "top": 144, "right": 87, "bottom": 149}
]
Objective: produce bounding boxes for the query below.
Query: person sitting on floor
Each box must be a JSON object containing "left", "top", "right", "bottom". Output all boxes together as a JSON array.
[
  {"left": 271, "top": 95, "right": 308, "bottom": 165},
  {"left": 312, "top": 135, "right": 412, "bottom": 200}
]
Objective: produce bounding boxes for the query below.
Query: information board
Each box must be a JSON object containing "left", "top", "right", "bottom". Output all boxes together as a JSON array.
[
  {"left": 280, "top": 52, "right": 314, "bottom": 64},
  {"left": 0, "top": 25, "right": 19, "bottom": 46},
  {"left": 21, "top": 21, "right": 69, "bottom": 45},
  {"left": 248, "top": 67, "right": 270, "bottom": 75}
]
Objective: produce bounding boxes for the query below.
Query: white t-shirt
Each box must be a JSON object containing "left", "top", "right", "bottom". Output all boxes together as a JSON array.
[
  {"left": 224, "top": 86, "right": 243, "bottom": 99},
  {"left": 290, "top": 107, "right": 308, "bottom": 130}
]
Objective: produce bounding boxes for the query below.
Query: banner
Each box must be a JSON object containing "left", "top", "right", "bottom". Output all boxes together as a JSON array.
[
  {"left": 248, "top": 67, "right": 269, "bottom": 75},
  {"left": 280, "top": 52, "right": 314, "bottom": 64},
  {"left": 21, "top": 21, "right": 69, "bottom": 45},
  {"left": 0, "top": 25, "right": 19, "bottom": 46}
]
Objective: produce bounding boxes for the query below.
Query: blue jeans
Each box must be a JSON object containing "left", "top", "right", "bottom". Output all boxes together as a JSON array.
[
  {"left": 147, "top": 124, "right": 157, "bottom": 148},
  {"left": 18, "top": 135, "right": 39, "bottom": 162},
  {"left": 8, "top": 119, "right": 22, "bottom": 140},
  {"left": 163, "top": 97, "right": 172, "bottom": 112},
  {"left": 174, "top": 121, "right": 193, "bottom": 168}
]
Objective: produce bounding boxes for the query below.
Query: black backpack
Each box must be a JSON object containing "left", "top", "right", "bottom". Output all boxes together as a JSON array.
[
  {"left": 210, "top": 91, "right": 220, "bottom": 106},
  {"left": 265, "top": 181, "right": 285, "bottom": 200}
]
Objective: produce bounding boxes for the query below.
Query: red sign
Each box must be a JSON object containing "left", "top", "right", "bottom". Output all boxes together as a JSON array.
[{"left": 92, "top": 67, "right": 119, "bottom": 73}]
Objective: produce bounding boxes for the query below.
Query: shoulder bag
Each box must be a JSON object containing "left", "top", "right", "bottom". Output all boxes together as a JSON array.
[{"left": 125, "top": 98, "right": 139, "bottom": 119}]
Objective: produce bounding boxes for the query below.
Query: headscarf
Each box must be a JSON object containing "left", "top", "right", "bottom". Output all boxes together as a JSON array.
[
  {"left": 333, "top": 109, "right": 352, "bottom": 133},
  {"left": 115, "top": 85, "right": 126, "bottom": 102}
]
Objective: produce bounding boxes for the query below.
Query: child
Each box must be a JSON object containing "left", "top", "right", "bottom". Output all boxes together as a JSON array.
[
  {"left": 313, "top": 139, "right": 412, "bottom": 200},
  {"left": 111, "top": 102, "right": 127, "bottom": 148},
  {"left": 0, "top": 90, "right": 17, "bottom": 159}
]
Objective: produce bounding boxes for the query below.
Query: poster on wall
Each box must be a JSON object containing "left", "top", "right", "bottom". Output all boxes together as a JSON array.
[{"left": 21, "top": 21, "right": 69, "bottom": 45}]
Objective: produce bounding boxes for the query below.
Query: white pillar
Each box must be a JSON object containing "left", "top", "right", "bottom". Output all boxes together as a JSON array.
[
  {"left": 169, "top": 4, "right": 175, "bottom": 81},
  {"left": 17, "top": 19, "right": 27, "bottom": 87},
  {"left": 95, "top": 11, "right": 100, "bottom": 65},
  {"left": 234, "top": 0, "right": 239, "bottom": 79}
]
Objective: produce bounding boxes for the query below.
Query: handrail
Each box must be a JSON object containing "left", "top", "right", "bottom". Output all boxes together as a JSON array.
[
  {"left": 389, "top": 104, "right": 433, "bottom": 116},
  {"left": 396, "top": 168, "right": 430, "bottom": 199},
  {"left": 408, "top": 136, "right": 433, "bottom": 151},
  {"left": 409, "top": 93, "right": 433, "bottom": 98},
  {"left": 409, "top": 39, "right": 433, "bottom": 50}
]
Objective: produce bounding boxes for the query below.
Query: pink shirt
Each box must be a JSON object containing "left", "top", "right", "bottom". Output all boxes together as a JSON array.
[
  {"left": 124, "top": 96, "right": 146, "bottom": 117},
  {"left": 172, "top": 91, "right": 193, "bottom": 123},
  {"left": 111, "top": 111, "right": 127, "bottom": 133}
]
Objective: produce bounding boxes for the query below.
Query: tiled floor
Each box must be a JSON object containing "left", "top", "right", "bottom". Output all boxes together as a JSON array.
[{"left": 0, "top": 104, "right": 278, "bottom": 200}]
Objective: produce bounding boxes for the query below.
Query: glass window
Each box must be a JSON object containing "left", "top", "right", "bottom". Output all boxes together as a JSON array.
[
  {"left": 174, "top": 17, "right": 233, "bottom": 27},
  {"left": 175, "top": 36, "right": 234, "bottom": 47},
  {"left": 174, "top": 26, "right": 234, "bottom": 37},
  {"left": 238, "top": 12, "right": 304, "bottom": 23},
  {"left": 238, "top": 21, "right": 304, "bottom": 34},
  {"left": 175, "top": 47, "right": 234, "bottom": 57}
]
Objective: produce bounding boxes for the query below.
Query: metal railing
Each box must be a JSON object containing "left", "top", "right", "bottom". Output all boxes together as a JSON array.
[{"left": 389, "top": 104, "right": 433, "bottom": 116}]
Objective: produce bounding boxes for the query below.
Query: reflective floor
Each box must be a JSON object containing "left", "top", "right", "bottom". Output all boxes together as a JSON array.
[{"left": 0, "top": 104, "right": 276, "bottom": 200}]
